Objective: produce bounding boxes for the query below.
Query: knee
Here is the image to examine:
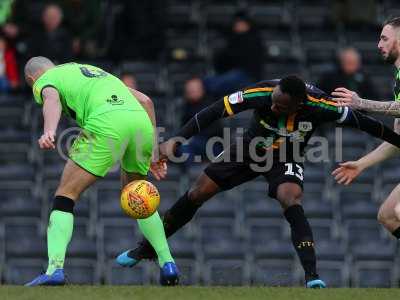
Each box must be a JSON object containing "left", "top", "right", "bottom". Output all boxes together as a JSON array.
[
  {"left": 277, "top": 185, "right": 303, "bottom": 210},
  {"left": 377, "top": 205, "right": 400, "bottom": 226}
]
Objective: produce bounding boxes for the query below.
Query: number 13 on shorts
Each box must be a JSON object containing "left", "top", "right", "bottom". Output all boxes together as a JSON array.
[{"left": 284, "top": 163, "right": 304, "bottom": 181}]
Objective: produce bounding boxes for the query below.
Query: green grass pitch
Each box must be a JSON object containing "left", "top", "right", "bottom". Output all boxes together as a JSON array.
[{"left": 2, "top": 286, "right": 400, "bottom": 300}]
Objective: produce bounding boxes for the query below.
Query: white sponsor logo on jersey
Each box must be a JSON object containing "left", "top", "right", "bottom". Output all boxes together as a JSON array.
[{"left": 228, "top": 91, "right": 244, "bottom": 104}]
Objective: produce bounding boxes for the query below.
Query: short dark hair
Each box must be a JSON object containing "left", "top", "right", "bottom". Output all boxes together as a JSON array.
[
  {"left": 279, "top": 75, "right": 306, "bottom": 104},
  {"left": 384, "top": 16, "right": 400, "bottom": 28}
]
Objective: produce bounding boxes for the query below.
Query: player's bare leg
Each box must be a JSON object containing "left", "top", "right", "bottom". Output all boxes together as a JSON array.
[
  {"left": 119, "top": 172, "right": 221, "bottom": 264},
  {"left": 118, "top": 170, "right": 179, "bottom": 285},
  {"left": 275, "top": 182, "right": 325, "bottom": 288},
  {"left": 26, "top": 160, "right": 98, "bottom": 286},
  {"left": 377, "top": 184, "right": 400, "bottom": 237}
]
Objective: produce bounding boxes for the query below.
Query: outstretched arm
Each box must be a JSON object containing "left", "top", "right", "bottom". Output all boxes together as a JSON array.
[
  {"left": 39, "top": 87, "right": 62, "bottom": 149},
  {"left": 332, "top": 87, "right": 400, "bottom": 117}
]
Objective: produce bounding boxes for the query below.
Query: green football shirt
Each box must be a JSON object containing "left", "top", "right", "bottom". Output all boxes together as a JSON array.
[
  {"left": 394, "top": 68, "right": 400, "bottom": 102},
  {"left": 32, "top": 63, "right": 144, "bottom": 127}
]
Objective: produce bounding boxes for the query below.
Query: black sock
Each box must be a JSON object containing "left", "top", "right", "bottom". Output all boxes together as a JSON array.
[
  {"left": 140, "top": 191, "right": 201, "bottom": 253},
  {"left": 53, "top": 195, "right": 75, "bottom": 213},
  {"left": 284, "top": 204, "right": 318, "bottom": 281},
  {"left": 392, "top": 227, "right": 400, "bottom": 239}
]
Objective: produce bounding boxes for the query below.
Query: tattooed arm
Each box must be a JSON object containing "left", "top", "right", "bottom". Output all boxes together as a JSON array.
[{"left": 331, "top": 87, "right": 400, "bottom": 117}]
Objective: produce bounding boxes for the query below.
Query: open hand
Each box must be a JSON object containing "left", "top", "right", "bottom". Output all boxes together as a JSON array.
[
  {"left": 150, "top": 159, "right": 168, "bottom": 180},
  {"left": 331, "top": 87, "right": 362, "bottom": 108},
  {"left": 38, "top": 131, "right": 56, "bottom": 149},
  {"left": 331, "top": 161, "right": 363, "bottom": 185}
]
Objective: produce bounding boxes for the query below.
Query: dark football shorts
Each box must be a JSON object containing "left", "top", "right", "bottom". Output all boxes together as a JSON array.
[{"left": 204, "top": 143, "right": 304, "bottom": 199}]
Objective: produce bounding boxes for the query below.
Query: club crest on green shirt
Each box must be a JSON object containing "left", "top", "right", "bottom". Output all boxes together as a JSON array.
[{"left": 106, "top": 95, "right": 124, "bottom": 105}]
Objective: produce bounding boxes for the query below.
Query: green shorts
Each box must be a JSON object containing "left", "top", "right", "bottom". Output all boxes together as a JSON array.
[{"left": 69, "top": 109, "right": 154, "bottom": 177}]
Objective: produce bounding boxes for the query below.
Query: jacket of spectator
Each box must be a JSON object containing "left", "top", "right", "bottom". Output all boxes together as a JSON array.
[
  {"left": 214, "top": 12, "right": 264, "bottom": 81},
  {"left": 28, "top": 3, "right": 73, "bottom": 63}
]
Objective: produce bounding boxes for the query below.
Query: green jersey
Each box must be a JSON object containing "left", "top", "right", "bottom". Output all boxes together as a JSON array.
[
  {"left": 394, "top": 68, "right": 400, "bottom": 101},
  {"left": 32, "top": 63, "right": 144, "bottom": 127}
]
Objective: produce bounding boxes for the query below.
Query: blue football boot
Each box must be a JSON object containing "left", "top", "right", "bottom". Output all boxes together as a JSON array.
[
  {"left": 116, "top": 242, "right": 156, "bottom": 267},
  {"left": 25, "top": 269, "right": 66, "bottom": 286},
  {"left": 159, "top": 262, "right": 179, "bottom": 286},
  {"left": 306, "top": 279, "right": 326, "bottom": 288}
]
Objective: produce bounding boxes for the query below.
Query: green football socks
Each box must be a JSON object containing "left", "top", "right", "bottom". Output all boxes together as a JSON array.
[
  {"left": 137, "top": 211, "right": 174, "bottom": 267},
  {"left": 46, "top": 210, "right": 74, "bottom": 275}
]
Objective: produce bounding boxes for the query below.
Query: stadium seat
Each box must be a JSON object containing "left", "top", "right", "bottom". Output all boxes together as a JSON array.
[
  {"left": 317, "top": 260, "right": 350, "bottom": 287},
  {"left": 4, "top": 218, "right": 45, "bottom": 259},
  {"left": 339, "top": 189, "right": 379, "bottom": 219},
  {"left": 64, "top": 259, "right": 100, "bottom": 284},
  {"left": 166, "top": 1, "right": 198, "bottom": 28},
  {"left": 100, "top": 218, "right": 141, "bottom": 258},
  {"left": 0, "top": 181, "right": 41, "bottom": 217},
  {"left": 254, "top": 239, "right": 294, "bottom": 260},
  {"left": 4, "top": 259, "right": 46, "bottom": 285},
  {"left": 203, "top": 258, "right": 250, "bottom": 286},
  {"left": 246, "top": 218, "right": 289, "bottom": 248},
  {"left": 197, "top": 192, "right": 238, "bottom": 218},
  {"left": 343, "top": 219, "right": 387, "bottom": 247},
  {"left": 204, "top": 4, "right": 238, "bottom": 30},
  {"left": 241, "top": 181, "right": 283, "bottom": 218},
  {"left": 248, "top": 2, "right": 291, "bottom": 29},
  {"left": 352, "top": 261, "right": 396, "bottom": 288},
  {"left": 350, "top": 239, "right": 396, "bottom": 261},
  {"left": 68, "top": 219, "right": 97, "bottom": 258},
  {"left": 105, "top": 259, "right": 149, "bottom": 285},
  {"left": 0, "top": 164, "right": 34, "bottom": 181},
  {"left": 173, "top": 258, "right": 199, "bottom": 285},
  {"left": 168, "top": 231, "right": 198, "bottom": 259},
  {"left": 252, "top": 258, "right": 297, "bottom": 286},
  {"left": 97, "top": 181, "right": 126, "bottom": 218}
]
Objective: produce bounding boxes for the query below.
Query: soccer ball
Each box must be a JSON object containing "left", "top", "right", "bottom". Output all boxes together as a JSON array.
[{"left": 120, "top": 180, "right": 160, "bottom": 219}]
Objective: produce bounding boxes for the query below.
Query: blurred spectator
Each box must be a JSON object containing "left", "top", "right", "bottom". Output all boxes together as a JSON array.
[
  {"left": 317, "top": 47, "right": 378, "bottom": 99},
  {"left": 121, "top": 72, "right": 137, "bottom": 90},
  {"left": 205, "top": 11, "right": 264, "bottom": 97},
  {"left": 28, "top": 3, "right": 73, "bottom": 63},
  {"left": 59, "top": 0, "right": 103, "bottom": 59},
  {"left": 109, "top": 0, "right": 166, "bottom": 62},
  {"left": 0, "top": 35, "right": 19, "bottom": 92},
  {"left": 177, "top": 77, "right": 223, "bottom": 168}
]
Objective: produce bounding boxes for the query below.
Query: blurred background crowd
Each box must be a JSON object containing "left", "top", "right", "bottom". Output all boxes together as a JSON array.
[{"left": 2, "top": 0, "right": 400, "bottom": 287}]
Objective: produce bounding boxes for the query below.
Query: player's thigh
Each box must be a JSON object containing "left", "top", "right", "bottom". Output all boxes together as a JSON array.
[
  {"left": 378, "top": 184, "right": 400, "bottom": 222},
  {"left": 188, "top": 172, "right": 223, "bottom": 205},
  {"left": 264, "top": 162, "right": 304, "bottom": 209},
  {"left": 201, "top": 159, "right": 260, "bottom": 203},
  {"left": 69, "top": 130, "right": 121, "bottom": 178},
  {"left": 56, "top": 159, "right": 98, "bottom": 201},
  {"left": 121, "top": 117, "right": 154, "bottom": 178}
]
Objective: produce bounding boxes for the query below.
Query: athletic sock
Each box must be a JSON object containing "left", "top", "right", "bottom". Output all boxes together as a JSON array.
[
  {"left": 137, "top": 211, "right": 174, "bottom": 267},
  {"left": 392, "top": 227, "right": 400, "bottom": 239},
  {"left": 284, "top": 204, "right": 318, "bottom": 282},
  {"left": 138, "top": 191, "right": 201, "bottom": 257},
  {"left": 46, "top": 196, "right": 75, "bottom": 275}
]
